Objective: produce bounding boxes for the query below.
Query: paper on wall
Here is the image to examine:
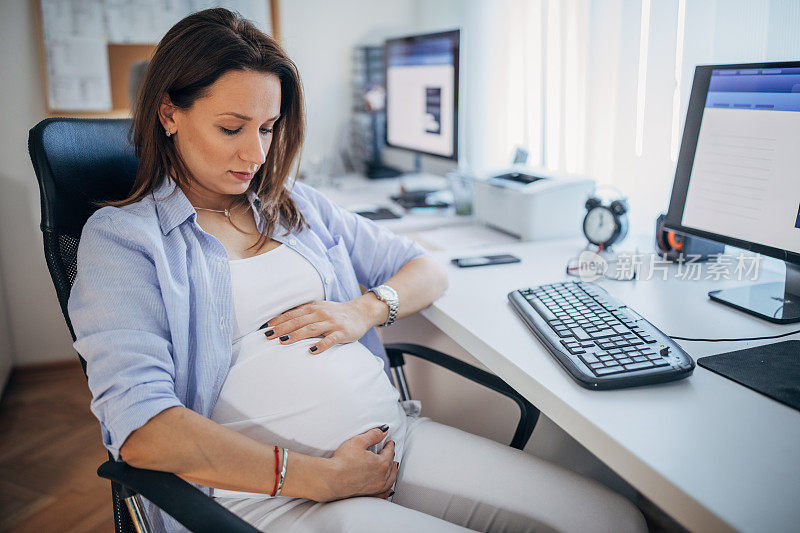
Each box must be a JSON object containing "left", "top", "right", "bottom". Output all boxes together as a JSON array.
[
  {"left": 187, "top": 0, "right": 270, "bottom": 33},
  {"left": 104, "top": 0, "right": 190, "bottom": 44},
  {"left": 41, "top": 0, "right": 105, "bottom": 39},
  {"left": 45, "top": 37, "right": 112, "bottom": 111},
  {"left": 39, "top": 0, "right": 270, "bottom": 111}
]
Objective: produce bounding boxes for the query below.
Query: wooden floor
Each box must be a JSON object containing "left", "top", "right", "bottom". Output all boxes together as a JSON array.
[{"left": 0, "top": 361, "right": 114, "bottom": 532}]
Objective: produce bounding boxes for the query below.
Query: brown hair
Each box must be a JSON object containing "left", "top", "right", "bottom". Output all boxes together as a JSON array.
[{"left": 109, "top": 7, "right": 307, "bottom": 249}]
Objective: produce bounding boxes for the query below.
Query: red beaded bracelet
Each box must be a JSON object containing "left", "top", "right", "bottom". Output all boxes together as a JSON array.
[{"left": 270, "top": 445, "right": 280, "bottom": 497}]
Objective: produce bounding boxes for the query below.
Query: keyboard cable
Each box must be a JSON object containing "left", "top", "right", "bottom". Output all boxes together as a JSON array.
[{"left": 669, "top": 328, "right": 800, "bottom": 342}]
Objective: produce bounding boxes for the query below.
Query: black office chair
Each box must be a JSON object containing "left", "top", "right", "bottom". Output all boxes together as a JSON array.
[{"left": 28, "top": 117, "right": 540, "bottom": 533}]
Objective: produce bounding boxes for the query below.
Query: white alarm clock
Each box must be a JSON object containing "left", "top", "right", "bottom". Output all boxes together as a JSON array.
[{"left": 582, "top": 195, "right": 629, "bottom": 248}]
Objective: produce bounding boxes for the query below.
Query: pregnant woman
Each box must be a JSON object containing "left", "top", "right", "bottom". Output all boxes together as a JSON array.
[{"left": 68, "top": 8, "right": 645, "bottom": 533}]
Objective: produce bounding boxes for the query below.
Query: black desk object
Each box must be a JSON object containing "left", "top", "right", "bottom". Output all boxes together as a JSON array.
[
  {"left": 354, "top": 207, "right": 401, "bottom": 220},
  {"left": 698, "top": 340, "right": 800, "bottom": 412}
]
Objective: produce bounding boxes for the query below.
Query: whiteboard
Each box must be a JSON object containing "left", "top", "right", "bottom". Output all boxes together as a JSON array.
[{"left": 40, "top": 0, "right": 272, "bottom": 112}]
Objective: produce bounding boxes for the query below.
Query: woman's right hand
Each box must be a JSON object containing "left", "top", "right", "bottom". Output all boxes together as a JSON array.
[{"left": 317, "top": 427, "right": 399, "bottom": 502}]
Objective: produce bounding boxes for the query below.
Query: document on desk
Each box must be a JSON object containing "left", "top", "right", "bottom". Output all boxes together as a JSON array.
[{"left": 409, "top": 224, "right": 518, "bottom": 251}]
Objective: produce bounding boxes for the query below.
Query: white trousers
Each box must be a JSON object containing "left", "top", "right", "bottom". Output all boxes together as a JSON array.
[{"left": 217, "top": 417, "right": 647, "bottom": 532}]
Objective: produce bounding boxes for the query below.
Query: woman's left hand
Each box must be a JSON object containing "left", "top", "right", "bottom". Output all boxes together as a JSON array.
[{"left": 263, "top": 296, "right": 386, "bottom": 354}]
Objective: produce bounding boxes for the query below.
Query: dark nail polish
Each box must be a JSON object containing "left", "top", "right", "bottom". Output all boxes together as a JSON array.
[
  {"left": 260, "top": 321, "right": 269, "bottom": 329},
  {"left": 309, "top": 346, "right": 318, "bottom": 352},
  {"left": 265, "top": 329, "right": 274, "bottom": 337},
  {"left": 279, "top": 335, "right": 289, "bottom": 341},
  {"left": 379, "top": 424, "right": 389, "bottom": 432},
  {"left": 389, "top": 490, "right": 395, "bottom": 497}
]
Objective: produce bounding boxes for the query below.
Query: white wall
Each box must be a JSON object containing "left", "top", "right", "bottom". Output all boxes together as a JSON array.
[
  {"left": 278, "top": 0, "right": 419, "bottom": 174},
  {"left": 0, "top": 0, "right": 74, "bottom": 368},
  {"left": 0, "top": 267, "right": 11, "bottom": 391}
]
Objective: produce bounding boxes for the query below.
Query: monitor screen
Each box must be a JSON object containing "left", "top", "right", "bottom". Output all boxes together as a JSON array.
[
  {"left": 667, "top": 63, "right": 800, "bottom": 261},
  {"left": 384, "top": 30, "right": 459, "bottom": 160}
]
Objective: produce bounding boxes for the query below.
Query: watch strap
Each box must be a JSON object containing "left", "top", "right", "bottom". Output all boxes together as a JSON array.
[{"left": 369, "top": 284, "right": 398, "bottom": 327}]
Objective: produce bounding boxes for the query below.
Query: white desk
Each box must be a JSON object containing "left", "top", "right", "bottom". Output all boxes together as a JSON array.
[
  {"left": 419, "top": 238, "right": 800, "bottom": 533},
  {"left": 315, "top": 174, "right": 471, "bottom": 235}
]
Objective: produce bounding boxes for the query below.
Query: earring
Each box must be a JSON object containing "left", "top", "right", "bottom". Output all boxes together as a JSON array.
[{"left": 165, "top": 129, "right": 172, "bottom": 137}]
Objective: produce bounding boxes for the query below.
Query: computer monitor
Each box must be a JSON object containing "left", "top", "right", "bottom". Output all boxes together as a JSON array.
[
  {"left": 384, "top": 29, "right": 459, "bottom": 164},
  {"left": 665, "top": 61, "right": 800, "bottom": 323}
]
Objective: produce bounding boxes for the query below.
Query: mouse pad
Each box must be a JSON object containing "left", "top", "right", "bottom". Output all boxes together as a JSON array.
[{"left": 697, "top": 340, "right": 800, "bottom": 412}]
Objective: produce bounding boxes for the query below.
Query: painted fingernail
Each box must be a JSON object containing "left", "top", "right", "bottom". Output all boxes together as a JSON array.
[
  {"left": 389, "top": 490, "right": 395, "bottom": 497},
  {"left": 265, "top": 329, "right": 274, "bottom": 337},
  {"left": 279, "top": 335, "right": 289, "bottom": 341},
  {"left": 309, "top": 346, "right": 318, "bottom": 352},
  {"left": 379, "top": 424, "right": 389, "bottom": 432},
  {"left": 260, "top": 321, "right": 269, "bottom": 329}
]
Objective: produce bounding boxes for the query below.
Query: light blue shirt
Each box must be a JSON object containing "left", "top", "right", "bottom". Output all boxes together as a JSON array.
[{"left": 68, "top": 177, "right": 427, "bottom": 463}]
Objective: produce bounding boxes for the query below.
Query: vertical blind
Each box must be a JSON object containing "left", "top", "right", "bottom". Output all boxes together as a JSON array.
[{"left": 462, "top": 0, "right": 800, "bottom": 233}]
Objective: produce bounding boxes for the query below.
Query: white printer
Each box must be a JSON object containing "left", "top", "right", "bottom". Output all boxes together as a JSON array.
[{"left": 472, "top": 169, "right": 595, "bottom": 241}]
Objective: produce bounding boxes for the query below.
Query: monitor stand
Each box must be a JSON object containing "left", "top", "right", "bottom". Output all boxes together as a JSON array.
[
  {"left": 708, "top": 262, "right": 800, "bottom": 324},
  {"left": 398, "top": 152, "right": 448, "bottom": 190}
]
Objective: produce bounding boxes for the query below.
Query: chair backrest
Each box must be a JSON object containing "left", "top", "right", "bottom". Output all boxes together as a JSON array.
[{"left": 28, "top": 118, "right": 139, "bottom": 371}]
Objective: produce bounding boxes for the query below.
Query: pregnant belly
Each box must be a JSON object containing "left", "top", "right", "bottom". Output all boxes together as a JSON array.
[{"left": 210, "top": 333, "right": 405, "bottom": 458}]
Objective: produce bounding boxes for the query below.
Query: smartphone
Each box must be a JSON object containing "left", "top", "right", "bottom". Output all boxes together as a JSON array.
[{"left": 451, "top": 254, "right": 521, "bottom": 268}]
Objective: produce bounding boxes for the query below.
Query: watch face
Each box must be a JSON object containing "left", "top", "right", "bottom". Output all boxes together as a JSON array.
[
  {"left": 376, "top": 286, "right": 393, "bottom": 300},
  {"left": 583, "top": 206, "right": 618, "bottom": 245}
]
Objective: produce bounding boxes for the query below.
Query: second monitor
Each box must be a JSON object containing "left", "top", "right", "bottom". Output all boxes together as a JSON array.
[
  {"left": 385, "top": 29, "right": 459, "bottom": 161},
  {"left": 665, "top": 61, "right": 800, "bottom": 323}
]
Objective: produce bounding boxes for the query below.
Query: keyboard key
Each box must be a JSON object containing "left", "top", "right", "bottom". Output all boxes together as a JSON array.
[
  {"left": 530, "top": 298, "right": 557, "bottom": 321},
  {"left": 624, "top": 361, "right": 654, "bottom": 371},
  {"left": 595, "top": 366, "right": 624, "bottom": 375},
  {"left": 581, "top": 353, "right": 600, "bottom": 364},
  {"left": 617, "top": 357, "right": 633, "bottom": 365},
  {"left": 570, "top": 327, "right": 591, "bottom": 341},
  {"left": 592, "top": 328, "right": 616, "bottom": 338},
  {"left": 560, "top": 340, "right": 585, "bottom": 354}
]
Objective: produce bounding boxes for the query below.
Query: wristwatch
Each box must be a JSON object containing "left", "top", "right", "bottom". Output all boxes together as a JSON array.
[{"left": 368, "top": 284, "right": 399, "bottom": 327}]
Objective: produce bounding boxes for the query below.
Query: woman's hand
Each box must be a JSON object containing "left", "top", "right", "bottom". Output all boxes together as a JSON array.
[
  {"left": 315, "top": 426, "right": 398, "bottom": 502},
  {"left": 263, "top": 295, "right": 387, "bottom": 354}
]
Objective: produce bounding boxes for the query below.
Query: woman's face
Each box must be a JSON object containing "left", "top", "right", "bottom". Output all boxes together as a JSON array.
[{"left": 161, "top": 69, "right": 282, "bottom": 204}]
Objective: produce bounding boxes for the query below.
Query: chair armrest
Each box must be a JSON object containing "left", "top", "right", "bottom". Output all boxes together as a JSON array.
[
  {"left": 384, "top": 343, "right": 539, "bottom": 450},
  {"left": 97, "top": 460, "right": 260, "bottom": 533}
]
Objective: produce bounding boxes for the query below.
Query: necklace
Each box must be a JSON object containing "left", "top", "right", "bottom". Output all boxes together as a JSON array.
[{"left": 193, "top": 206, "right": 230, "bottom": 217}]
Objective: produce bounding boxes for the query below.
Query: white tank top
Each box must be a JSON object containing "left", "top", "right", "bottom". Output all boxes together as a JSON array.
[{"left": 210, "top": 243, "right": 409, "bottom": 499}]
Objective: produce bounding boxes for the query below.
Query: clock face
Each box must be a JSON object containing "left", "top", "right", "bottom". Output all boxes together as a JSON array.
[{"left": 583, "top": 206, "right": 618, "bottom": 245}]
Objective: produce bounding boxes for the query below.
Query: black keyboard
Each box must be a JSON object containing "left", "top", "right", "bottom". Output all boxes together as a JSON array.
[{"left": 508, "top": 281, "right": 694, "bottom": 389}]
